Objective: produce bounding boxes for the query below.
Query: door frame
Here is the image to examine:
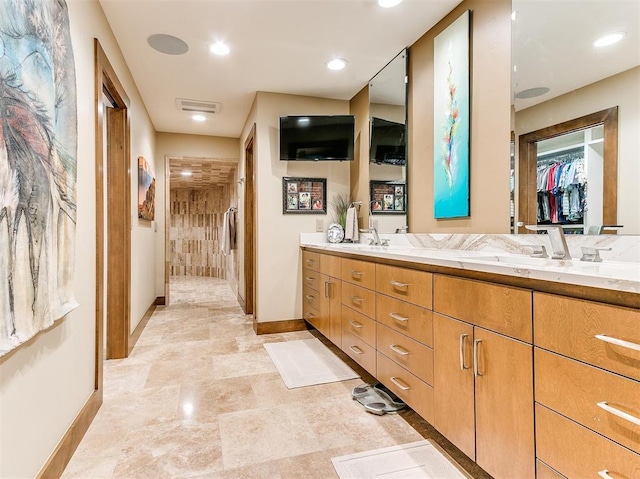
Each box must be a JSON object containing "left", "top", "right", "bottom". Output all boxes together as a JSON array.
[
  {"left": 517, "top": 107, "right": 618, "bottom": 234},
  {"left": 244, "top": 124, "right": 256, "bottom": 319},
  {"left": 94, "top": 39, "right": 131, "bottom": 364}
]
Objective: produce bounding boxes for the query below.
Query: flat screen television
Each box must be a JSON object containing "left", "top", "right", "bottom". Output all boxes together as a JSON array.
[
  {"left": 370, "top": 117, "right": 406, "bottom": 166},
  {"left": 279, "top": 115, "right": 355, "bottom": 161}
]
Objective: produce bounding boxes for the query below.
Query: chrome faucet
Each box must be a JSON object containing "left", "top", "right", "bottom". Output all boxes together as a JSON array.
[
  {"left": 525, "top": 225, "right": 571, "bottom": 260},
  {"left": 359, "top": 228, "right": 388, "bottom": 246}
]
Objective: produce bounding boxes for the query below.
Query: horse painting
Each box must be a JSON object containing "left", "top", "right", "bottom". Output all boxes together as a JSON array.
[{"left": 0, "top": 0, "right": 78, "bottom": 356}]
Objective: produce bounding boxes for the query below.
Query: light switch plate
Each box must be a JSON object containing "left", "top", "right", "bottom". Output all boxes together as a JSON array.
[{"left": 316, "top": 219, "right": 324, "bottom": 232}]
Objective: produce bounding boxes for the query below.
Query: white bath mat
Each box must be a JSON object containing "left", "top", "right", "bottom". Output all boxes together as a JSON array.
[
  {"left": 263, "top": 338, "right": 359, "bottom": 389},
  {"left": 332, "top": 440, "right": 470, "bottom": 479}
]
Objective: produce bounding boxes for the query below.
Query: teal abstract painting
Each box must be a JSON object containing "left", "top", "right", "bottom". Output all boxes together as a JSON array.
[{"left": 433, "top": 10, "right": 470, "bottom": 219}]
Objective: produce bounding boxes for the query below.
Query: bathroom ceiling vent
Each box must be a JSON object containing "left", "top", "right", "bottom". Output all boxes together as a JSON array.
[{"left": 176, "top": 98, "right": 221, "bottom": 114}]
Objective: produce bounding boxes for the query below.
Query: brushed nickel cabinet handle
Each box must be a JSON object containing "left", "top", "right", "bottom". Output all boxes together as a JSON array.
[
  {"left": 597, "top": 401, "right": 640, "bottom": 426},
  {"left": 305, "top": 276, "right": 315, "bottom": 282},
  {"left": 350, "top": 295, "right": 363, "bottom": 303},
  {"left": 389, "top": 312, "right": 409, "bottom": 322},
  {"left": 595, "top": 334, "right": 640, "bottom": 352},
  {"left": 305, "top": 312, "right": 315, "bottom": 319},
  {"left": 351, "top": 270, "right": 363, "bottom": 277},
  {"left": 390, "top": 280, "right": 409, "bottom": 290},
  {"left": 305, "top": 259, "right": 315, "bottom": 265},
  {"left": 349, "top": 320, "right": 363, "bottom": 329},
  {"left": 389, "top": 344, "right": 410, "bottom": 356},
  {"left": 460, "top": 334, "right": 470, "bottom": 370},
  {"left": 390, "top": 376, "right": 411, "bottom": 391},
  {"left": 349, "top": 345, "right": 364, "bottom": 355},
  {"left": 325, "top": 281, "right": 330, "bottom": 298},
  {"left": 598, "top": 471, "right": 614, "bottom": 479},
  {"left": 473, "top": 339, "right": 483, "bottom": 377},
  {"left": 305, "top": 294, "right": 315, "bottom": 301}
]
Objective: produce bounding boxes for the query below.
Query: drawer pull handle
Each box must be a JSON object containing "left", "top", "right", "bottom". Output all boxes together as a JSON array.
[
  {"left": 595, "top": 334, "right": 640, "bottom": 353},
  {"left": 597, "top": 401, "right": 640, "bottom": 426},
  {"left": 349, "top": 345, "right": 364, "bottom": 355},
  {"left": 305, "top": 312, "right": 315, "bottom": 319},
  {"left": 305, "top": 276, "right": 315, "bottom": 282},
  {"left": 351, "top": 270, "right": 364, "bottom": 277},
  {"left": 349, "top": 320, "right": 363, "bottom": 329},
  {"left": 390, "top": 280, "right": 409, "bottom": 290},
  {"left": 305, "top": 295, "right": 315, "bottom": 301},
  {"left": 389, "top": 344, "right": 410, "bottom": 356},
  {"left": 350, "top": 295, "right": 363, "bottom": 303},
  {"left": 389, "top": 312, "right": 409, "bottom": 323},
  {"left": 473, "top": 339, "right": 483, "bottom": 377},
  {"left": 305, "top": 259, "right": 315, "bottom": 265},
  {"left": 459, "top": 334, "right": 470, "bottom": 370},
  {"left": 598, "top": 471, "right": 614, "bottom": 479},
  {"left": 390, "top": 376, "right": 411, "bottom": 391}
]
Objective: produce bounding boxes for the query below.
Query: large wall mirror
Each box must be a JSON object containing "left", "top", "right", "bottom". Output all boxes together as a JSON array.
[
  {"left": 368, "top": 49, "right": 408, "bottom": 233},
  {"left": 512, "top": 0, "right": 639, "bottom": 235}
]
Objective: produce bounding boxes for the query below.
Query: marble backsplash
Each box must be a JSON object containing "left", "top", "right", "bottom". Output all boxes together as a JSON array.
[{"left": 407, "top": 233, "right": 640, "bottom": 263}]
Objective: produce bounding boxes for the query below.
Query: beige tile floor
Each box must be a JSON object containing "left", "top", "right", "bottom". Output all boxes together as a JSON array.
[{"left": 62, "top": 276, "right": 490, "bottom": 479}]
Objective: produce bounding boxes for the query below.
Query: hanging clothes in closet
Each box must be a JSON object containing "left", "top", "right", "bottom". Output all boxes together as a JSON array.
[{"left": 536, "top": 149, "right": 587, "bottom": 225}]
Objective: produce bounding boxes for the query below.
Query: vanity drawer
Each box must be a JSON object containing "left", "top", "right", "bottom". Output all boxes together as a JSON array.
[
  {"left": 342, "top": 305, "right": 376, "bottom": 348},
  {"left": 342, "top": 282, "right": 376, "bottom": 319},
  {"left": 376, "top": 294, "right": 433, "bottom": 347},
  {"left": 536, "top": 460, "right": 566, "bottom": 479},
  {"left": 377, "top": 323, "right": 433, "bottom": 385},
  {"left": 535, "top": 348, "right": 640, "bottom": 452},
  {"left": 434, "top": 275, "right": 532, "bottom": 343},
  {"left": 342, "top": 330, "right": 376, "bottom": 376},
  {"left": 377, "top": 352, "right": 434, "bottom": 424},
  {"left": 302, "top": 267, "right": 320, "bottom": 292},
  {"left": 302, "top": 250, "right": 320, "bottom": 272},
  {"left": 534, "top": 293, "right": 640, "bottom": 381},
  {"left": 536, "top": 404, "right": 640, "bottom": 479},
  {"left": 341, "top": 258, "right": 376, "bottom": 290},
  {"left": 320, "top": 253, "right": 341, "bottom": 278},
  {"left": 303, "top": 284, "right": 321, "bottom": 311},
  {"left": 376, "top": 264, "right": 432, "bottom": 309}
]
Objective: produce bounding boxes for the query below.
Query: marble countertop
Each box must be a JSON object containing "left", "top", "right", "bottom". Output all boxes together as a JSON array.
[{"left": 300, "top": 233, "right": 640, "bottom": 295}]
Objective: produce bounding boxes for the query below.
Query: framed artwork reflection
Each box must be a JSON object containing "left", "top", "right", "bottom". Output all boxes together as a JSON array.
[{"left": 370, "top": 181, "right": 406, "bottom": 215}]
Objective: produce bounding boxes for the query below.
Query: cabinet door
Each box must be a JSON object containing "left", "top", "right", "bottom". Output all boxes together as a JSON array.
[
  {"left": 327, "top": 278, "right": 342, "bottom": 348},
  {"left": 433, "top": 313, "right": 475, "bottom": 460},
  {"left": 474, "top": 328, "right": 534, "bottom": 479}
]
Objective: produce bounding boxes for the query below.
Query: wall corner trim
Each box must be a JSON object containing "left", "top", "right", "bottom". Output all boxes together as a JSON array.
[
  {"left": 129, "top": 299, "right": 159, "bottom": 354},
  {"left": 253, "top": 318, "right": 308, "bottom": 335}
]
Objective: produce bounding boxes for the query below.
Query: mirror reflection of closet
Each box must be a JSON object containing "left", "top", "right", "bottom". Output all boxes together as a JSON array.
[{"left": 368, "top": 49, "right": 408, "bottom": 233}]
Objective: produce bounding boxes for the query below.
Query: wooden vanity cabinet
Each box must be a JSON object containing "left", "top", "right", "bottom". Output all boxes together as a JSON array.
[{"left": 433, "top": 275, "right": 534, "bottom": 479}]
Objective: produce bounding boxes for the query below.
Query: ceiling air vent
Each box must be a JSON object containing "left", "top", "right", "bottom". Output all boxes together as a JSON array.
[{"left": 176, "top": 98, "right": 221, "bottom": 114}]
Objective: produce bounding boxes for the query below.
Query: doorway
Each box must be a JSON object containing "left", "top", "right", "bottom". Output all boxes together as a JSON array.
[
  {"left": 95, "top": 40, "right": 132, "bottom": 364},
  {"left": 244, "top": 125, "right": 256, "bottom": 319}
]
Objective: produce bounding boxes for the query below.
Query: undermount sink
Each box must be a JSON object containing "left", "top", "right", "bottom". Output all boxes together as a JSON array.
[{"left": 461, "top": 254, "right": 570, "bottom": 267}]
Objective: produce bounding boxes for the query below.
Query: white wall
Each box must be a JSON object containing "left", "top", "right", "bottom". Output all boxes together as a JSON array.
[
  {"left": 239, "top": 92, "right": 351, "bottom": 323},
  {"left": 0, "top": 1, "right": 158, "bottom": 476},
  {"left": 515, "top": 66, "right": 640, "bottom": 234}
]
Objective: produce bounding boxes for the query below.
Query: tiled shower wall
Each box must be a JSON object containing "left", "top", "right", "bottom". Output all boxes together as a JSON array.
[{"left": 170, "top": 187, "right": 235, "bottom": 278}]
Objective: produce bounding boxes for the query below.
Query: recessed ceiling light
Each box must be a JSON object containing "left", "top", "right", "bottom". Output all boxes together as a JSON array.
[
  {"left": 515, "top": 87, "right": 550, "bottom": 99},
  {"left": 378, "top": 0, "right": 403, "bottom": 7},
  {"left": 192, "top": 114, "right": 206, "bottom": 122},
  {"left": 181, "top": 171, "right": 193, "bottom": 176},
  {"left": 593, "top": 32, "right": 625, "bottom": 48},
  {"left": 209, "top": 41, "right": 230, "bottom": 56},
  {"left": 147, "top": 34, "right": 189, "bottom": 55},
  {"left": 326, "top": 58, "right": 348, "bottom": 71}
]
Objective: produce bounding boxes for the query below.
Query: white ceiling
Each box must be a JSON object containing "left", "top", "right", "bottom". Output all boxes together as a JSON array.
[
  {"left": 512, "top": 0, "right": 640, "bottom": 111},
  {"left": 98, "top": 0, "right": 462, "bottom": 139}
]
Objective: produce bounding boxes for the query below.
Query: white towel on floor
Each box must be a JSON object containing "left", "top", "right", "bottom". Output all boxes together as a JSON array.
[{"left": 344, "top": 206, "right": 359, "bottom": 241}]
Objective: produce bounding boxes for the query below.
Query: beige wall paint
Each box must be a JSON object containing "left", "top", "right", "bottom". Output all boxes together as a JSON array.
[
  {"left": 408, "top": 0, "right": 512, "bottom": 233},
  {"left": 515, "top": 66, "right": 640, "bottom": 234},
  {"left": 0, "top": 1, "right": 158, "bottom": 477},
  {"left": 247, "top": 92, "right": 350, "bottom": 323}
]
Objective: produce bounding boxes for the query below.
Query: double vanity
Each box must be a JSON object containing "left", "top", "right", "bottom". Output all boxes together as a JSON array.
[{"left": 300, "top": 233, "right": 639, "bottom": 479}]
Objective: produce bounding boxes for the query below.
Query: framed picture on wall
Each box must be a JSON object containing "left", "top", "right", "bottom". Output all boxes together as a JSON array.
[
  {"left": 370, "top": 181, "right": 406, "bottom": 215},
  {"left": 138, "top": 156, "right": 156, "bottom": 220},
  {"left": 282, "top": 177, "right": 327, "bottom": 214}
]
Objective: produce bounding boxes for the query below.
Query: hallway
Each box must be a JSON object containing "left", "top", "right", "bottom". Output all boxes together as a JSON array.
[{"left": 61, "top": 277, "right": 430, "bottom": 478}]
